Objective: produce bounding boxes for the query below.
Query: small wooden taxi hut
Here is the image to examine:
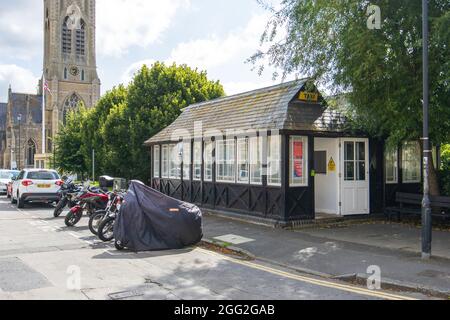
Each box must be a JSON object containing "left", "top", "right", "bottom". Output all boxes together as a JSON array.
[{"left": 145, "top": 80, "right": 423, "bottom": 226}]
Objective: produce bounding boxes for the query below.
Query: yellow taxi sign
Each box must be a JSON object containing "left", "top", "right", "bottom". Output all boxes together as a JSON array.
[{"left": 299, "top": 91, "right": 319, "bottom": 102}]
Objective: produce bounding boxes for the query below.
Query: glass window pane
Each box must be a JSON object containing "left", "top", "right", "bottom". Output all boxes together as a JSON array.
[
  {"left": 357, "top": 161, "right": 366, "bottom": 181},
  {"left": 357, "top": 142, "right": 365, "bottom": 161},
  {"left": 183, "top": 142, "right": 191, "bottom": 180},
  {"left": 345, "top": 162, "right": 355, "bottom": 181},
  {"left": 237, "top": 138, "right": 249, "bottom": 183},
  {"left": 250, "top": 136, "right": 262, "bottom": 184},
  {"left": 193, "top": 142, "right": 202, "bottom": 180},
  {"left": 153, "top": 146, "right": 160, "bottom": 178},
  {"left": 345, "top": 142, "right": 354, "bottom": 161},
  {"left": 268, "top": 135, "right": 281, "bottom": 186},
  {"left": 385, "top": 149, "right": 398, "bottom": 184},
  {"left": 216, "top": 140, "right": 235, "bottom": 183},
  {"left": 402, "top": 141, "right": 421, "bottom": 183},
  {"left": 204, "top": 141, "right": 213, "bottom": 181}
]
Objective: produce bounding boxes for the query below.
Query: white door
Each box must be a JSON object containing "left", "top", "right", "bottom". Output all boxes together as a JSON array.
[{"left": 340, "top": 138, "right": 370, "bottom": 215}]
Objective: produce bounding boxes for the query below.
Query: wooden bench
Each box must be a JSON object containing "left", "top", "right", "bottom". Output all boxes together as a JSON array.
[{"left": 386, "top": 193, "right": 450, "bottom": 222}]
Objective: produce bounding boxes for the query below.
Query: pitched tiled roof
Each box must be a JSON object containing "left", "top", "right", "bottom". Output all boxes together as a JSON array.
[
  {"left": 145, "top": 79, "right": 347, "bottom": 145},
  {"left": 10, "top": 93, "right": 43, "bottom": 124}
]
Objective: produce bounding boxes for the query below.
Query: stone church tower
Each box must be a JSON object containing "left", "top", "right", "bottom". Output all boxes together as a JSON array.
[
  {"left": 0, "top": 0, "right": 100, "bottom": 169},
  {"left": 42, "top": 0, "right": 101, "bottom": 149}
]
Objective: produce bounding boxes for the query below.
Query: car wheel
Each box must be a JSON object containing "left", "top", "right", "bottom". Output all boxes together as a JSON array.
[{"left": 17, "top": 194, "right": 25, "bottom": 209}]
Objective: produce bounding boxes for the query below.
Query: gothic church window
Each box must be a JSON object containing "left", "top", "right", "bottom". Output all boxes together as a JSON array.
[
  {"left": 62, "top": 17, "right": 72, "bottom": 54},
  {"left": 63, "top": 93, "right": 81, "bottom": 125},
  {"left": 27, "top": 140, "right": 36, "bottom": 167},
  {"left": 76, "top": 20, "right": 86, "bottom": 56}
]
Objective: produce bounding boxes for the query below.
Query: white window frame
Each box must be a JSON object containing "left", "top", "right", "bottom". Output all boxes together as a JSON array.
[
  {"left": 153, "top": 146, "right": 160, "bottom": 178},
  {"left": 402, "top": 141, "right": 421, "bottom": 184},
  {"left": 216, "top": 139, "right": 236, "bottom": 183},
  {"left": 169, "top": 143, "right": 182, "bottom": 180},
  {"left": 249, "top": 136, "right": 263, "bottom": 185},
  {"left": 267, "top": 135, "right": 282, "bottom": 186},
  {"left": 236, "top": 138, "right": 249, "bottom": 184},
  {"left": 204, "top": 140, "right": 213, "bottom": 182},
  {"left": 193, "top": 141, "right": 202, "bottom": 181},
  {"left": 182, "top": 142, "right": 191, "bottom": 181},
  {"left": 161, "top": 145, "right": 170, "bottom": 178},
  {"left": 385, "top": 148, "right": 398, "bottom": 184},
  {"left": 290, "top": 136, "right": 309, "bottom": 187}
]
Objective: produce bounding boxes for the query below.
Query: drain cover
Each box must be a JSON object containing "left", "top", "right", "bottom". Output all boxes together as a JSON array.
[{"left": 109, "top": 290, "right": 144, "bottom": 300}]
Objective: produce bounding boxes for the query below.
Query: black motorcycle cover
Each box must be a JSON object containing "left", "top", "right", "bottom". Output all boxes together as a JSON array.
[{"left": 114, "top": 181, "right": 203, "bottom": 251}]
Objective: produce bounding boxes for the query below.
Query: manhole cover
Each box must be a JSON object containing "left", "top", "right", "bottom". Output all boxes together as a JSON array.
[
  {"left": 109, "top": 290, "right": 144, "bottom": 300},
  {"left": 213, "top": 234, "right": 255, "bottom": 245},
  {"left": 417, "top": 270, "right": 450, "bottom": 279}
]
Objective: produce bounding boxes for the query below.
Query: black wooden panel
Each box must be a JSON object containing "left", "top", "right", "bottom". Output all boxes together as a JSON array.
[
  {"left": 369, "top": 139, "right": 384, "bottom": 213},
  {"left": 182, "top": 181, "right": 191, "bottom": 202},
  {"left": 168, "top": 180, "right": 183, "bottom": 200},
  {"left": 203, "top": 182, "right": 215, "bottom": 208},
  {"left": 192, "top": 181, "right": 202, "bottom": 204},
  {"left": 266, "top": 187, "right": 283, "bottom": 219},
  {"left": 228, "top": 184, "right": 250, "bottom": 212},
  {"left": 249, "top": 186, "right": 266, "bottom": 215},
  {"left": 215, "top": 184, "right": 229, "bottom": 208},
  {"left": 286, "top": 187, "right": 314, "bottom": 220}
]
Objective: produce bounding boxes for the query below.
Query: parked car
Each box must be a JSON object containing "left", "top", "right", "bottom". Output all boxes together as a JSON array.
[
  {"left": 0, "top": 170, "right": 20, "bottom": 196},
  {"left": 11, "top": 169, "right": 63, "bottom": 208}
]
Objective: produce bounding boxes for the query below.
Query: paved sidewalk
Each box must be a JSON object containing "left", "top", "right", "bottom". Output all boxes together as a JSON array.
[{"left": 203, "top": 214, "right": 450, "bottom": 296}]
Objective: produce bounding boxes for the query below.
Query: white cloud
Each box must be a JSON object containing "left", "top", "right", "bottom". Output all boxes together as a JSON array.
[
  {"left": 97, "top": 0, "right": 190, "bottom": 57},
  {"left": 168, "top": 14, "right": 270, "bottom": 70},
  {"left": 120, "top": 59, "right": 156, "bottom": 85},
  {"left": 0, "top": 64, "right": 39, "bottom": 101},
  {"left": 122, "top": 12, "right": 295, "bottom": 96},
  {"left": 0, "top": 0, "right": 43, "bottom": 61}
]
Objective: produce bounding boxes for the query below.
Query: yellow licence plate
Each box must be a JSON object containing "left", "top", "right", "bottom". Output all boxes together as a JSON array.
[{"left": 37, "top": 184, "right": 51, "bottom": 188}]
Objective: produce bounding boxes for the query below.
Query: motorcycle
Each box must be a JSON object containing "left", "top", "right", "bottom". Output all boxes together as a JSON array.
[
  {"left": 89, "top": 191, "right": 125, "bottom": 236},
  {"left": 64, "top": 185, "right": 109, "bottom": 227},
  {"left": 97, "top": 192, "right": 125, "bottom": 243},
  {"left": 53, "top": 178, "right": 82, "bottom": 218}
]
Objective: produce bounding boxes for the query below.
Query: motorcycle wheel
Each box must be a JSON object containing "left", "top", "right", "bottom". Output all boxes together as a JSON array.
[
  {"left": 114, "top": 240, "right": 125, "bottom": 251},
  {"left": 65, "top": 211, "right": 82, "bottom": 227},
  {"left": 98, "top": 216, "right": 116, "bottom": 242},
  {"left": 53, "top": 198, "right": 68, "bottom": 218},
  {"left": 89, "top": 211, "right": 106, "bottom": 236}
]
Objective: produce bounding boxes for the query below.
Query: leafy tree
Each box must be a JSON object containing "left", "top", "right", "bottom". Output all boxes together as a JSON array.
[
  {"left": 54, "top": 107, "right": 89, "bottom": 175},
  {"left": 252, "top": 0, "right": 450, "bottom": 195},
  {"left": 80, "top": 85, "right": 128, "bottom": 177},
  {"left": 121, "top": 62, "right": 225, "bottom": 181},
  {"left": 55, "top": 62, "right": 224, "bottom": 182}
]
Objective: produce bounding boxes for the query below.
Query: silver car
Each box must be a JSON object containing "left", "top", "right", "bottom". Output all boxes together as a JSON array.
[{"left": 0, "top": 170, "right": 20, "bottom": 194}]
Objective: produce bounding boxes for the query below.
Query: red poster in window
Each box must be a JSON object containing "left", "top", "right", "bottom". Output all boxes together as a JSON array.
[{"left": 293, "top": 141, "right": 303, "bottom": 178}]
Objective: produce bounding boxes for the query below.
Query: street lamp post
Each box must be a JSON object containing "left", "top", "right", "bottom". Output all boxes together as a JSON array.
[
  {"left": 421, "top": 0, "right": 432, "bottom": 259},
  {"left": 17, "top": 114, "right": 22, "bottom": 170}
]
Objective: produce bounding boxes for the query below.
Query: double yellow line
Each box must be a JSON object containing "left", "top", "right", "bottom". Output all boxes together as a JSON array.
[{"left": 199, "top": 249, "right": 417, "bottom": 301}]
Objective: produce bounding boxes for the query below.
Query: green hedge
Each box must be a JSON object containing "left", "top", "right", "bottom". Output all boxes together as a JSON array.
[{"left": 439, "top": 145, "right": 450, "bottom": 196}]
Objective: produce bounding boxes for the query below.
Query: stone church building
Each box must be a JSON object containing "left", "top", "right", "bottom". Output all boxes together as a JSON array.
[{"left": 0, "top": 0, "right": 100, "bottom": 169}]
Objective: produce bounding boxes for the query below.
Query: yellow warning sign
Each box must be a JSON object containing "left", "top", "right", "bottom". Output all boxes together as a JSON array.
[{"left": 328, "top": 158, "right": 336, "bottom": 172}]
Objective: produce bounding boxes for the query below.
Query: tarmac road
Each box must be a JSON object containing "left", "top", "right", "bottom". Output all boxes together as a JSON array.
[{"left": 0, "top": 197, "right": 425, "bottom": 300}]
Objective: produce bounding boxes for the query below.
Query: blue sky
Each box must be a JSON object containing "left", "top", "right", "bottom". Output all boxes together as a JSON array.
[{"left": 0, "top": 0, "right": 291, "bottom": 102}]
